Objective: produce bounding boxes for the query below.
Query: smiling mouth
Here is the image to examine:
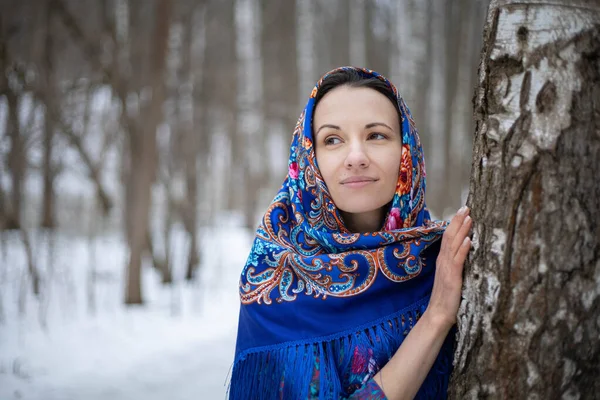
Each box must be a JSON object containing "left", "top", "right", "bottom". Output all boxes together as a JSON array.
[
  {"left": 340, "top": 176, "right": 378, "bottom": 183},
  {"left": 340, "top": 178, "right": 378, "bottom": 188}
]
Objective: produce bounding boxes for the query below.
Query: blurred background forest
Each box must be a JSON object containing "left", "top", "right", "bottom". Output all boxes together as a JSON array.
[{"left": 0, "top": 0, "right": 489, "bottom": 398}]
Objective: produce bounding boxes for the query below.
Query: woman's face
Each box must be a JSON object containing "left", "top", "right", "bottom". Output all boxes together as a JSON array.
[{"left": 314, "top": 85, "right": 402, "bottom": 230}]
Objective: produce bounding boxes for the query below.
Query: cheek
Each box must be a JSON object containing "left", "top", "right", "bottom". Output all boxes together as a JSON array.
[
  {"left": 378, "top": 150, "right": 402, "bottom": 182},
  {"left": 316, "top": 152, "right": 338, "bottom": 185}
]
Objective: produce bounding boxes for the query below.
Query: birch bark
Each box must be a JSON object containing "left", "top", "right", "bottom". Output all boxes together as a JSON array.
[{"left": 450, "top": 1, "right": 600, "bottom": 398}]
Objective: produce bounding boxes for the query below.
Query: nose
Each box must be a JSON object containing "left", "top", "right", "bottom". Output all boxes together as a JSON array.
[{"left": 344, "top": 142, "right": 370, "bottom": 169}]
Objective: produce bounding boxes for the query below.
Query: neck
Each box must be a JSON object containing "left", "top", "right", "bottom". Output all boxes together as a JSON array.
[{"left": 341, "top": 208, "right": 386, "bottom": 233}]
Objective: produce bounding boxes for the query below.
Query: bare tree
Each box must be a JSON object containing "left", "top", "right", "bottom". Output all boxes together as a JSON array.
[
  {"left": 450, "top": 0, "right": 600, "bottom": 398},
  {"left": 198, "top": 0, "right": 237, "bottom": 214},
  {"left": 123, "top": 0, "right": 172, "bottom": 304},
  {"left": 185, "top": 3, "right": 210, "bottom": 280},
  {"left": 0, "top": 14, "right": 6, "bottom": 231},
  {"left": 445, "top": 0, "right": 489, "bottom": 216},
  {"left": 0, "top": 0, "right": 491, "bottom": 311},
  {"left": 262, "top": 0, "right": 299, "bottom": 187},
  {"left": 235, "top": 0, "right": 265, "bottom": 230},
  {"left": 365, "top": 0, "right": 391, "bottom": 77},
  {"left": 349, "top": 0, "right": 366, "bottom": 68},
  {"left": 43, "top": 0, "right": 114, "bottom": 215},
  {"left": 179, "top": 3, "right": 201, "bottom": 282},
  {"left": 40, "top": 4, "right": 57, "bottom": 229},
  {"left": 296, "top": 0, "right": 317, "bottom": 101},
  {"left": 440, "top": 0, "right": 463, "bottom": 216},
  {"left": 390, "top": 0, "right": 433, "bottom": 198},
  {"left": 157, "top": 0, "right": 201, "bottom": 282},
  {"left": 4, "top": 70, "right": 25, "bottom": 231},
  {"left": 314, "top": 0, "right": 349, "bottom": 74},
  {"left": 423, "top": 0, "right": 449, "bottom": 217},
  {"left": 0, "top": 2, "right": 22, "bottom": 231}
]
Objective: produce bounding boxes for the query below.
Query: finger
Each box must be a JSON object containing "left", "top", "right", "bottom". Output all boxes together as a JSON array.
[
  {"left": 443, "top": 207, "right": 470, "bottom": 243},
  {"left": 451, "top": 216, "right": 472, "bottom": 255},
  {"left": 440, "top": 206, "right": 470, "bottom": 253},
  {"left": 453, "top": 237, "right": 471, "bottom": 266}
]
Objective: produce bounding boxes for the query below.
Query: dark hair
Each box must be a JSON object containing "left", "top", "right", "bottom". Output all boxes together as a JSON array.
[{"left": 314, "top": 69, "right": 401, "bottom": 120}]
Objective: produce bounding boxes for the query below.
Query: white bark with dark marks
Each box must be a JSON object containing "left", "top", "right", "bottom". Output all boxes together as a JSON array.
[{"left": 450, "top": 0, "right": 600, "bottom": 398}]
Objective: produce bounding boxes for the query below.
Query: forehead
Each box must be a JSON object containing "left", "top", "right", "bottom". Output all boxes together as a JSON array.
[{"left": 313, "top": 86, "right": 399, "bottom": 127}]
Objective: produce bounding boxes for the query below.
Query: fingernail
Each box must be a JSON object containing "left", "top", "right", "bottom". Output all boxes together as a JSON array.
[{"left": 458, "top": 206, "right": 467, "bottom": 215}]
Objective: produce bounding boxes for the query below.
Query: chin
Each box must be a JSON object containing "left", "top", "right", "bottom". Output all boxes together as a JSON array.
[{"left": 337, "top": 200, "right": 389, "bottom": 215}]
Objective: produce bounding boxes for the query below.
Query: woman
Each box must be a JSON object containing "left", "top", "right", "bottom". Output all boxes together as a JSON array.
[{"left": 229, "top": 67, "right": 472, "bottom": 400}]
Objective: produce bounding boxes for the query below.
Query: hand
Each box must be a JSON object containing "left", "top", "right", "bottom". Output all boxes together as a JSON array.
[{"left": 425, "top": 206, "right": 472, "bottom": 329}]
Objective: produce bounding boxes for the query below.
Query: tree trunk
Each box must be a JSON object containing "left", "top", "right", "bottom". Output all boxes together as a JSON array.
[
  {"left": 408, "top": 0, "right": 432, "bottom": 196},
  {"left": 124, "top": 0, "right": 172, "bottom": 305},
  {"left": 424, "top": 0, "right": 448, "bottom": 218},
  {"left": 2, "top": 11, "right": 24, "bottom": 231},
  {"left": 314, "top": 0, "right": 349, "bottom": 74},
  {"left": 200, "top": 0, "right": 236, "bottom": 213},
  {"left": 261, "top": 0, "right": 299, "bottom": 184},
  {"left": 41, "top": 109, "right": 56, "bottom": 229},
  {"left": 441, "top": 0, "right": 464, "bottom": 217},
  {"left": 20, "top": 229, "right": 40, "bottom": 297},
  {"left": 450, "top": 1, "right": 600, "bottom": 398},
  {"left": 0, "top": 16, "right": 6, "bottom": 231},
  {"left": 365, "top": 0, "right": 391, "bottom": 77},
  {"left": 448, "top": 0, "right": 488, "bottom": 217},
  {"left": 349, "top": 0, "right": 366, "bottom": 68},
  {"left": 296, "top": 0, "right": 317, "bottom": 103},
  {"left": 329, "top": 0, "right": 349, "bottom": 70},
  {"left": 235, "top": 0, "right": 264, "bottom": 229},
  {"left": 6, "top": 88, "right": 24, "bottom": 231},
  {"left": 41, "top": 5, "right": 56, "bottom": 229},
  {"left": 177, "top": 7, "right": 200, "bottom": 282},
  {"left": 190, "top": 3, "right": 211, "bottom": 226}
]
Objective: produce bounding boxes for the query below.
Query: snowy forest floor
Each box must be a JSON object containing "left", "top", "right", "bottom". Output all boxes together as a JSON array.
[{"left": 0, "top": 223, "right": 252, "bottom": 400}]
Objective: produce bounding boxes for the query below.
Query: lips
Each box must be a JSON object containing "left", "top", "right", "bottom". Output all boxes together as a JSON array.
[
  {"left": 340, "top": 176, "right": 378, "bottom": 184},
  {"left": 339, "top": 176, "right": 379, "bottom": 189}
]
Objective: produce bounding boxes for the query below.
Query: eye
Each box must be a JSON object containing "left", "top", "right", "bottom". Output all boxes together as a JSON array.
[
  {"left": 368, "top": 132, "right": 387, "bottom": 140},
  {"left": 324, "top": 136, "right": 342, "bottom": 146}
]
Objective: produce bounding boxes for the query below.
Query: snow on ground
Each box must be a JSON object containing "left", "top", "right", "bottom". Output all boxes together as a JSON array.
[{"left": 0, "top": 223, "right": 253, "bottom": 400}]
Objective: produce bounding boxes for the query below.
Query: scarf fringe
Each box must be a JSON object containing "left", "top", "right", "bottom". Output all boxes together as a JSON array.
[{"left": 228, "top": 301, "right": 453, "bottom": 400}]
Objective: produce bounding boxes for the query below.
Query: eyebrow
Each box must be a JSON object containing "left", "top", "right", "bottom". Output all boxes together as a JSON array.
[
  {"left": 315, "top": 122, "right": 394, "bottom": 136},
  {"left": 365, "top": 122, "right": 393, "bottom": 131},
  {"left": 315, "top": 124, "right": 341, "bottom": 136}
]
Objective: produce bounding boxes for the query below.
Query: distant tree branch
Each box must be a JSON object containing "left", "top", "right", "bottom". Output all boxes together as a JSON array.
[
  {"left": 50, "top": 0, "right": 138, "bottom": 137},
  {"left": 50, "top": 0, "right": 113, "bottom": 83},
  {"left": 50, "top": 106, "right": 113, "bottom": 214},
  {"left": 10, "top": 56, "right": 114, "bottom": 215},
  {"left": 31, "top": 92, "right": 113, "bottom": 214}
]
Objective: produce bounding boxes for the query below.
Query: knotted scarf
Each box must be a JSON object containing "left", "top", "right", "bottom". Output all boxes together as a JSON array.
[{"left": 229, "top": 67, "right": 452, "bottom": 399}]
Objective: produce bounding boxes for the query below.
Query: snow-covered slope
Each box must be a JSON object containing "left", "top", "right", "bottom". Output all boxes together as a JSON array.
[{"left": 0, "top": 224, "right": 252, "bottom": 400}]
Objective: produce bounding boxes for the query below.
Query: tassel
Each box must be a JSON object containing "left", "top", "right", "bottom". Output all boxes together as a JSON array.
[{"left": 228, "top": 301, "right": 453, "bottom": 400}]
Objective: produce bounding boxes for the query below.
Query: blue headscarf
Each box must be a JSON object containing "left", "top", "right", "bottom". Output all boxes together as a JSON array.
[{"left": 229, "top": 67, "right": 452, "bottom": 399}]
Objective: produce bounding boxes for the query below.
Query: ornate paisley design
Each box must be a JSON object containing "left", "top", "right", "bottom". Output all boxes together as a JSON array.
[{"left": 239, "top": 66, "right": 446, "bottom": 306}]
